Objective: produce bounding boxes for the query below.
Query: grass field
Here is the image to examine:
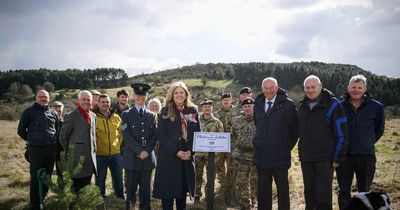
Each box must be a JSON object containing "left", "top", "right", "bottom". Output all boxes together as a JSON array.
[{"left": 0, "top": 118, "right": 399, "bottom": 210}]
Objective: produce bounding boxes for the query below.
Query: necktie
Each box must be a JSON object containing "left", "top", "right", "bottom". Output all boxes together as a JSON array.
[
  {"left": 265, "top": 101, "right": 273, "bottom": 114},
  {"left": 139, "top": 108, "right": 143, "bottom": 117}
]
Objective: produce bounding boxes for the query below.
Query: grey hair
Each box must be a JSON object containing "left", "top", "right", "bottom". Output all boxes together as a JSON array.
[
  {"left": 303, "top": 75, "right": 321, "bottom": 86},
  {"left": 348, "top": 74, "right": 367, "bottom": 86},
  {"left": 78, "top": 90, "right": 93, "bottom": 99},
  {"left": 261, "top": 77, "right": 278, "bottom": 87},
  {"left": 147, "top": 98, "right": 162, "bottom": 111}
]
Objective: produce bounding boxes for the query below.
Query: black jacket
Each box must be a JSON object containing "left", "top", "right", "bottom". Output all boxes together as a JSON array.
[
  {"left": 18, "top": 103, "right": 60, "bottom": 145},
  {"left": 298, "top": 89, "right": 349, "bottom": 163},
  {"left": 253, "top": 88, "right": 299, "bottom": 170},
  {"left": 341, "top": 92, "right": 385, "bottom": 155},
  {"left": 153, "top": 106, "right": 201, "bottom": 200}
]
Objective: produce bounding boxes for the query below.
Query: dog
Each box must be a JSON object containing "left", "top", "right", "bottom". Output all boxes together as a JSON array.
[{"left": 343, "top": 191, "right": 392, "bottom": 210}]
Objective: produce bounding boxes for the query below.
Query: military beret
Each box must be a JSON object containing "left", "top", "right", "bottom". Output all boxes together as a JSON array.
[
  {"left": 221, "top": 93, "right": 232, "bottom": 100},
  {"left": 90, "top": 90, "right": 101, "bottom": 96},
  {"left": 200, "top": 98, "right": 213, "bottom": 106},
  {"left": 239, "top": 87, "right": 252, "bottom": 94},
  {"left": 131, "top": 83, "right": 151, "bottom": 95},
  {"left": 241, "top": 97, "right": 254, "bottom": 105}
]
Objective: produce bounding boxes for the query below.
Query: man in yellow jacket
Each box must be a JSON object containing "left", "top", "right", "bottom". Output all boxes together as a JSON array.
[{"left": 95, "top": 94, "right": 124, "bottom": 198}]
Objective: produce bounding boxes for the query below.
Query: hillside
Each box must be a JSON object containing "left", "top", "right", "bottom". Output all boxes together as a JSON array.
[{"left": 130, "top": 62, "right": 400, "bottom": 106}]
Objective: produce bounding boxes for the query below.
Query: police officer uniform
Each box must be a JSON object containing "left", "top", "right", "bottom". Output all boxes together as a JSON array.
[{"left": 121, "top": 83, "right": 157, "bottom": 210}]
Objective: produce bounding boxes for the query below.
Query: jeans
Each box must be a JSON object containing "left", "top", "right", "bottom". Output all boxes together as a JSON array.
[{"left": 95, "top": 154, "right": 124, "bottom": 198}]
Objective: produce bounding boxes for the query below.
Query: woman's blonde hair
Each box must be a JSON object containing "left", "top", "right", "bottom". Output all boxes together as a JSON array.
[{"left": 162, "top": 81, "right": 195, "bottom": 121}]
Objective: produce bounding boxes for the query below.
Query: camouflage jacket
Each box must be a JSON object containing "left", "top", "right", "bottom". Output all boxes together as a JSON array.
[
  {"left": 230, "top": 102, "right": 242, "bottom": 118},
  {"left": 214, "top": 105, "right": 234, "bottom": 133},
  {"left": 231, "top": 113, "right": 255, "bottom": 161},
  {"left": 197, "top": 114, "right": 224, "bottom": 157}
]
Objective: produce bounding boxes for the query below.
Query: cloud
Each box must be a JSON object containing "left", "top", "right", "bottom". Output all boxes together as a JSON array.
[{"left": 0, "top": 0, "right": 399, "bottom": 77}]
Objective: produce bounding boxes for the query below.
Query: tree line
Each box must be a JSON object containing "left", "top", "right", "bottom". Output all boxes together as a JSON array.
[
  {"left": 134, "top": 62, "right": 400, "bottom": 106},
  {"left": 0, "top": 68, "right": 129, "bottom": 97}
]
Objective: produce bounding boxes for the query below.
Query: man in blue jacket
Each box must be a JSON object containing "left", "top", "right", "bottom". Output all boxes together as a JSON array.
[
  {"left": 298, "top": 75, "right": 349, "bottom": 210},
  {"left": 18, "top": 90, "right": 60, "bottom": 210},
  {"left": 336, "top": 75, "right": 385, "bottom": 209},
  {"left": 253, "top": 77, "right": 298, "bottom": 210}
]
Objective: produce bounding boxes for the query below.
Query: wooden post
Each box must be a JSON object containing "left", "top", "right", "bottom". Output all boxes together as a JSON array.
[{"left": 206, "top": 152, "right": 215, "bottom": 210}]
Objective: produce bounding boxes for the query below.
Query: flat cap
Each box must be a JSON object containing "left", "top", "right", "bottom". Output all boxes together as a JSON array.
[
  {"left": 53, "top": 101, "right": 64, "bottom": 106},
  {"left": 241, "top": 97, "right": 254, "bottom": 105},
  {"left": 131, "top": 83, "right": 151, "bottom": 95},
  {"left": 239, "top": 87, "right": 252, "bottom": 94},
  {"left": 90, "top": 90, "right": 101, "bottom": 96}
]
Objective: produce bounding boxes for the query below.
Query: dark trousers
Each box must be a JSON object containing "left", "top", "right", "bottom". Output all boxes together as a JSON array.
[
  {"left": 72, "top": 175, "right": 92, "bottom": 192},
  {"left": 257, "top": 168, "right": 290, "bottom": 210},
  {"left": 55, "top": 140, "right": 64, "bottom": 178},
  {"left": 336, "top": 154, "right": 376, "bottom": 209},
  {"left": 301, "top": 161, "right": 334, "bottom": 210},
  {"left": 28, "top": 144, "right": 57, "bottom": 210},
  {"left": 126, "top": 170, "right": 152, "bottom": 210},
  {"left": 161, "top": 161, "right": 189, "bottom": 210},
  {"left": 161, "top": 198, "right": 186, "bottom": 210}
]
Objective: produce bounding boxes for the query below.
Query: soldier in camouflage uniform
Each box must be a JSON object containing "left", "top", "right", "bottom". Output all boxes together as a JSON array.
[
  {"left": 195, "top": 99, "right": 224, "bottom": 203},
  {"left": 229, "top": 87, "right": 253, "bottom": 118},
  {"left": 230, "top": 97, "right": 256, "bottom": 209},
  {"left": 213, "top": 93, "right": 234, "bottom": 189},
  {"left": 224, "top": 87, "right": 256, "bottom": 206}
]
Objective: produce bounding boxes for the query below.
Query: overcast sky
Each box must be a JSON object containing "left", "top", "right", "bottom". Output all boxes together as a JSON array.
[{"left": 0, "top": 0, "right": 399, "bottom": 77}]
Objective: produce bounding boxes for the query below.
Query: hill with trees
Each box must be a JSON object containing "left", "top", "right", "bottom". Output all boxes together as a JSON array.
[{"left": 133, "top": 62, "right": 400, "bottom": 106}]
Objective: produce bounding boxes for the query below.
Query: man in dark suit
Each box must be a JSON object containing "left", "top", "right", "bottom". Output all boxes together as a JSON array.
[
  {"left": 253, "top": 77, "right": 299, "bottom": 210},
  {"left": 121, "top": 83, "right": 157, "bottom": 210},
  {"left": 59, "top": 90, "right": 97, "bottom": 192}
]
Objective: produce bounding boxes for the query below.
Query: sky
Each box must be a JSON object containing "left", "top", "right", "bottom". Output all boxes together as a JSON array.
[{"left": 0, "top": 0, "right": 399, "bottom": 77}]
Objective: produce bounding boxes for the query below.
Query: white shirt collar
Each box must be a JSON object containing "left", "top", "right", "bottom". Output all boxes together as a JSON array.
[
  {"left": 265, "top": 95, "right": 277, "bottom": 104},
  {"left": 135, "top": 104, "right": 145, "bottom": 112}
]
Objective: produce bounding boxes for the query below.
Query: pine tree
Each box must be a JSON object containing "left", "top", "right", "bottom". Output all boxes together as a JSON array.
[{"left": 43, "top": 145, "right": 103, "bottom": 210}]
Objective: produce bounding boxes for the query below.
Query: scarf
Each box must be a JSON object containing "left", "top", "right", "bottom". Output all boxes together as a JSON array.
[
  {"left": 179, "top": 106, "right": 188, "bottom": 142},
  {"left": 78, "top": 105, "right": 91, "bottom": 125}
]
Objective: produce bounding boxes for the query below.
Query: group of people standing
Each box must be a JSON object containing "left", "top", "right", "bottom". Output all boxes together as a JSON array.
[{"left": 18, "top": 73, "right": 385, "bottom": 210}]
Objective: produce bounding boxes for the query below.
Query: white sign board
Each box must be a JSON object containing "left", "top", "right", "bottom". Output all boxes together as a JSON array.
[{"left": 193, "top": 132, "right": 231, "bottom": 153}]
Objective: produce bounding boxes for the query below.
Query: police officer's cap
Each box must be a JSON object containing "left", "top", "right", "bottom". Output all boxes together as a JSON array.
[
  {"left": 200, "top": 98, "right": 213, "bottom": 106},
  {"left": 130, "top": 83, "right": 151, "bottom": 95},
  {"left": 221, "top": 93, "right": 232, "bottom": 100},
  {"left": 239, "top": 87, "right": 252, "bottom": 94},
  {"left": 241, "top": 97, "right": 254, "bottom": 105}
]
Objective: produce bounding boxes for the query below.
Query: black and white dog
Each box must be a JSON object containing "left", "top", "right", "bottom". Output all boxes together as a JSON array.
[{"left": 344, "top": 192, "right": 392, "bottom": 210}]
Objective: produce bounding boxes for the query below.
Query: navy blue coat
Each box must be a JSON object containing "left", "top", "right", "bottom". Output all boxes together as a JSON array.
[
  {"left": 121, "top": 107, "right": 157, "bottom": 171},
  {"left": 298, "top": 89, "right": 349, "bottom": 163},
  {"left": 153, "top": 106, "right": 201, "bottom": 200},
  {"left": 341, "top": 92, "right": 385, "bottom": 155},
  {"left": 253, "top": 88, "right": 299, "bottom": 170}
]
